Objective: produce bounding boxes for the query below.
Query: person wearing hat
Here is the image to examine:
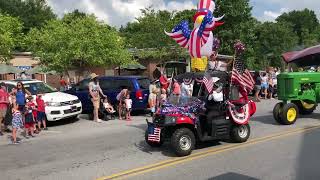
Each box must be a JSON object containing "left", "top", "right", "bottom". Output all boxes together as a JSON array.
[
  {"left": 88, "top": 73, "right": 107, "bottom": 123},
  {"left": 0, "top": 82, "right": 9, "bottom": 136}
]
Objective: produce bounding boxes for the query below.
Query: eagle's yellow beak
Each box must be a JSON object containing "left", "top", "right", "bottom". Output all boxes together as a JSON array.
[{"left": 195, "top": 15, "right": 205, "bottom": 25}]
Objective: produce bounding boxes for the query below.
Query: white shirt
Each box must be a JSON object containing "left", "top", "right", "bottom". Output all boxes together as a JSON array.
[
  {"left": 208, "top": 61, "right": 228, "bottom": 71},
  {"left": 125, "top": 99, "right": 132, "bottom": 109},
  {"left": 181, "top": 83, "right": 193, "bottom": 97}
]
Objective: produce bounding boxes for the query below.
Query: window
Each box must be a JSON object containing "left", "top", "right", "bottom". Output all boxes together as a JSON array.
[
  {"left": 99, "top": 80, "right": 113, "bottom": 90},
  {"left": 24, "top": 82, "right": 57, "bottom": 95},
  {"left": 137, "top": 78, "right": 150, "bottom": 89},
  {"left": 78, "top": 79, "right": 90, "bottom": 91},
  {"left": 113, "top": 79, "right": 133, "bottom": 90}
]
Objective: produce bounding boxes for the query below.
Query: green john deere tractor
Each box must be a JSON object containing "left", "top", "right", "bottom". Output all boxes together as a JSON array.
[{"left": 273, "top": 45, "right": 320, "bottom": 125}]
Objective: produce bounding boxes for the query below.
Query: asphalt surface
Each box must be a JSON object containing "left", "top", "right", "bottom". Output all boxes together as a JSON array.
[{"left": 0, "top": 99, "right": 320, "bottom": 180}]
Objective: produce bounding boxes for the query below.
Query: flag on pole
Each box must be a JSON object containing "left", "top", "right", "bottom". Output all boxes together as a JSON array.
[
  {"left": 231, "top": 58, "right": 254, "bottom": 93},
  {"left": 203, "top": 72, "right": 214, "bottom": 94}
]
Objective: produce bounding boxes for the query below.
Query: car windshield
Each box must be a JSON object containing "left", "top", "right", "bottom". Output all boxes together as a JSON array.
[
  {"left": 24, "top": 82, "right": 57, "bottom": 95},
  {"left": 138, "top": 78, "right": 150, "bottom": 89},
  {"left": 166, "top": 96, "right": 202, "bottom": 106}
]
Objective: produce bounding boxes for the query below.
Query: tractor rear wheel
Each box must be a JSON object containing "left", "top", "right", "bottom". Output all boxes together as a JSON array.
[
  {"left": 281, "top": 103, "right": 299, "bottom": 125},
  {"left": 171, "top": 128, "right": 195, "bottom": 157},
  {"left": 230, "top": 124, "right": 250, "bottom": 143},
  {"left": 273, "top": 102, "right": 283, "bottom": 124},
  {"left": 294, "top": 100, "right": 316, "bottom": 115}
]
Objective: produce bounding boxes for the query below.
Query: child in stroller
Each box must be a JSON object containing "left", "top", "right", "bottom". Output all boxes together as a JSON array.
[{"left": 99, "top": 97, "right": 115, "bottom": 121}]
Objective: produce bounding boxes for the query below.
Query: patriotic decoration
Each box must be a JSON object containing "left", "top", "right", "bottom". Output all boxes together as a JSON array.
[
  {"left": 212, "top": 37, "right": 221, "bottom": 52},
  {"left": 203, "top": 72, "right": 214, "bottom": 93},
  {"left": 165, "top": 0, "right": 224, "bottom": 59},
  {"left": 231, "top": 58, "right": 255, "bottom": 94},
  {"left": 147, "top": 123, "right": 161, "bottom": 142},
  {"left": 228, "top": 41, "right": 256, "bottom": 125}
]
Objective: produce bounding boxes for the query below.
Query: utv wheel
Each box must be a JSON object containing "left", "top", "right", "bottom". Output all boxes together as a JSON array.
[
  {"left": 171, "top": 128, "right": 195, "bottom": 157},
  {"left": 281, "top": 103, "right": 299, "bottom": 125},
  {"left": 231, "top": 124, "right": 250, "bottom": 143},
  {"left": 145, "top": 130, "right": 163, "bottom": 147},
  {"left": 294, "top": 100, "right": 316, "bottom": 115},
  {"left": 273, "top": 102, "right": 283, "bottom": 124}
]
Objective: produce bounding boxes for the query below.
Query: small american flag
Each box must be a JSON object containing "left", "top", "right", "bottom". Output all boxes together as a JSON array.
[
  {"left": 203, "top": 72, "right": 214, "bottom": 94},
  {"left": 147, "top": 124, "right": 161, "bottom": 142},
  {"left": 231, "top": 58, "right": 254, "bottom": 93}
]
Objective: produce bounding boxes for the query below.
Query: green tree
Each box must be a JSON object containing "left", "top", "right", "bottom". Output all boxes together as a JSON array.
[
  {"left": 214, "top": 0, "right": 259, "bottom": 69},
  {"left": 0, "top": 13, "right": 23, "bottom": 62},
  {"left": 0, "top": 0, "right": 56, "bottom": 32},
  {"left": 276, "top": 9, "right": 319, "bottom": 45},
  {"left": 120, "top": 8, "right": 189, "bottom": 61},
  {"left": 25, "top": 15, "right": 131, "bottom": 72},
  {"left": 255, "top": 22, "right": 298, "bottom": 68}
]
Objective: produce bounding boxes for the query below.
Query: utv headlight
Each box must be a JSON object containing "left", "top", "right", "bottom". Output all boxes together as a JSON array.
[
  {"left": 165, "top": 116, "right": 176, "bottom": 124},
  {"left": 46, "top": 102, "right": 61, "bottom": 107}
]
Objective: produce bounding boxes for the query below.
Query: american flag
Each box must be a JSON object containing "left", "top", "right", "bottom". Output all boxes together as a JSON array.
[
  {"left": 147, "top": 124, "right": 161, "bottom": 142},
  {"left": 231, "top": 58, "right": 255, "bottom": 93},
  {"left": 203, "top": 72, "right": 214, "bottom": 94}
]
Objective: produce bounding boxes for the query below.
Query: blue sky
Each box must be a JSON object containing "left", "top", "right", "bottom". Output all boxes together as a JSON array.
[{"left": 47, "top": 0, "right": 320, "bottom": 27}]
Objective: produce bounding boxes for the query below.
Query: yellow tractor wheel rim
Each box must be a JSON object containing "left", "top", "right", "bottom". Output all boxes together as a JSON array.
[
  {"left": 301, "top": 101, "right": 315, "bottom": 109},
  {"left": 287, "top": 108, "right": 297, "bottom": 122}
]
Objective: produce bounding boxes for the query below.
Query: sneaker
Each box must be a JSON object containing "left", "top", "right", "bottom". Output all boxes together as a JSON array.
[
  {"left": 0, "top": 132, "right": 3, "bottom": 136},
  {"left": 43, "top": 128, "right": 48, "bottom": 131},
  {"left": 97, "top": 119, "right": 103, "bottom": 123},
  {"left": 25, "top": 135, "right": 29, "bottom": 139},
  {"left": 11, "top": 141, "right": 20, "bottom": 145}
]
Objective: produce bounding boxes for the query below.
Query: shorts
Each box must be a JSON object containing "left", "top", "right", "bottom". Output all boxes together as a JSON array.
[
  {"left": 151, "top": 107, "right": 156, "bottom": 113},
  {"left": 24, "top": 122, "right": 34, "bottom": 129},
  {"left": 126, "top": 108, "right": 132, "bottom": 112},
  {"left": 261, "top": 83, "right": 268, "bottom": 89},
  {"left": 0, "top": 108, "right": 7, "bottom": 119},
  {"left": 18, "top": 105, "right": 26, "bottom": 113},
  {"left": 37, "top": 111, "right": 46, "bottom": 121},
  {"left": 254, "top": 85, "right": 261, "bottom": 91},
  {"left": 91, "top": 97, "right": 100, "bottom": 109}
]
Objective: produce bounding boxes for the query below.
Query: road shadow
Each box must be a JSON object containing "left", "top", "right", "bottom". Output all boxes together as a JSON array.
[
  {"left": 208, "top": 172, "right": 259, "bottom": 180},
  {"left": 296, "top": 126, "right": 320, "bottom": 180},
  {"left": 47, "top": 116, "right": 80, "bottom": 127},
  {"left": 251, "top": 115, "right": 279, "bottom": 125}
]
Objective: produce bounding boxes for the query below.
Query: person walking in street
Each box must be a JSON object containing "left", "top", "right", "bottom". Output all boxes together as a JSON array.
[
  {"left": 124, "top": 94, "right": 132, "bottom": 121},
  {"left": 59, "top": 76, "right": 68, "bottom": 91},
  {"left": 253, "top": 71, "right": 262, "bottom": 102},
  {"left": 148, "top": 87, "right": 158, "bottom": 116},
  {"left": 88, "top": 73, "right": 107, "bottom": 123},
  {"left": 116, "top": 87, "right": 129, "bottom": 120},
  {"left": 181, "top": 78, "right": 193, "bottom": 98},
  {"left": 0, "top": 82, "right": 9, "bottom": 136},
  {"left": 36, "top": 92, "right": 48, "bottom": 131}
]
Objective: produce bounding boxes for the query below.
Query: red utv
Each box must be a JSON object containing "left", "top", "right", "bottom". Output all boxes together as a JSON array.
[{"left": 145, "top": 72, "right": 256, "bottom": 156}]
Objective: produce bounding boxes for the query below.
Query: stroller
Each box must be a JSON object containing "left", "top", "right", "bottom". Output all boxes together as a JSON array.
[{"left": 98, "top": 98, "right": 116, "bottom": 121}]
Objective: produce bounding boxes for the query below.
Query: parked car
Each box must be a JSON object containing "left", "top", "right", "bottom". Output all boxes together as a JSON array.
[
  {"left": 66, "top": 76, "right": 150, "bottom": 113},
  {"left": 0, "top": 79, "right": 82, "bottom": 121}
]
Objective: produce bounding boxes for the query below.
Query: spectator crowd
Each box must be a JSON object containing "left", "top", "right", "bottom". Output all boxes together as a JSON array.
[{"left": 0, "top": 82, "right": 48, "bottom": 145}]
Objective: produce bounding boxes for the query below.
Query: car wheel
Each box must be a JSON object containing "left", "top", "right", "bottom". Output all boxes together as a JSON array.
[
  {"left": 231, "top": 124, "right": 250, "bottom": 143},
  {"left": 281, "top": 103, "right": 299, "bottom": 125},
  {"left": 145, "top": 130, "right": 163, "bottom": 147},
  {"left": 171, "top": 128, "right": 195, "bottom": 157},
  {"left": 273, "top": 102, "right": 283, "bottom": 124}
]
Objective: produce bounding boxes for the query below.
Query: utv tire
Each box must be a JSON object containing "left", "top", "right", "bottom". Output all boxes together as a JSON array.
[
  {"left": 294, "top": 100, "right": 316, "bottom": 115},
  {"left": 145, "top": 130, "right": 163, "bottom": 147},
  {"left": 171, "top": 128, "right": 195, "bottom": 157},
  {"left": 231, "top": 124, "right": 250, "bottom": 143},
  {"left": 281, "top": 103, "right": 299, "bottom": 125},
  {"left": 273, "top": 102, "right": 283, "bottom": 124}
]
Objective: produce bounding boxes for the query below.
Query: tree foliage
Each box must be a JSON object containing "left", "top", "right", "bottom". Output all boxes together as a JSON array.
[
  {"left": 0, "top": 13, "right": 23, "bottom": 62},
  {"left": 25, "top": 14, "right": 131, "bottom": 72},
  {"left": 276, "top": 9, "right": 319, "bottom": 45},
  {"left": 0, "top": 0, "right": 56, "bottom": 32}
]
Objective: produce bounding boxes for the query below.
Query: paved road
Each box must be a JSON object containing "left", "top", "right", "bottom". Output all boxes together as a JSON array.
[{"left": 0, "top": 99, "right": 320, "bottom": 180}]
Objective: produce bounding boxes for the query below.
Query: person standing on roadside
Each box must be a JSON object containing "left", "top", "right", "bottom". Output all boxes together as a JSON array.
[
  {"left": 88, "top": 73, "right": 107, "bottom": 123},
  {"left": 0, "top": 82, "right": 9, "bottom": 136},
  {"left": 13, "top": 82, "right": 31, "bottom": 137},
  {"left": 116, "top": 87, "right": 129, "bottom": 120},
  {"left": 253, "top": 71, "right": 262, "bottom": 102},
  {"left": 36, "top": 92, "right": 48, "bottom": 131}
]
